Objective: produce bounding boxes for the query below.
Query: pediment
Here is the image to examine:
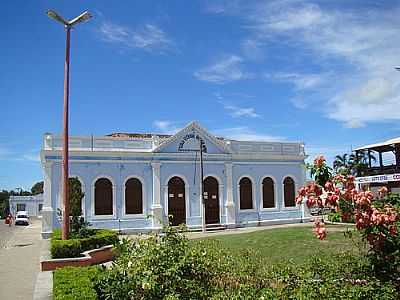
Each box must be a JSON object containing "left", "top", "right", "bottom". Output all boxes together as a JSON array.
[{"left": 153, "top": 122, "right": 229, "bottom": 154}]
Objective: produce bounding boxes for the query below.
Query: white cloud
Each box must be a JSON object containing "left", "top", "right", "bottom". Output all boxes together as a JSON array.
[
  {"left": 219, "top": 102, "right": 261, "bottom": 118},
  {"left": 153, "top": 120, "right": 180, "bottom": 134},
  {"left": 99, "top": 22, "right": 173, "bottom": 52},
  {"left": 290, "top": 96, "right": 307, "bottom": 109},
  {"left": 241, "top": 39, "right": 265, "bottom": 61},
  {"left": 213, "top": 127, "right": 285, "bottom": 142},
  {"left": 209, "top": 1, "right": 400, "bottom": 127},
  {"left": 194, "top": 55, "right": 251, "bottom": 84},
  {"left": 22, "top": 153, "right": 40, "bottom": 162},
  {"left": 265, "top": 72, "right": 325, "bottom": 91}
]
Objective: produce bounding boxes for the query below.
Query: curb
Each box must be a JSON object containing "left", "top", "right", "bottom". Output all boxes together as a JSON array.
[
  {"left": 33, "top": 239, "right": 52, "bottom": 300},
  {"left": 33, "top": 271, "right": 52, "bottom": 300},
  {"left": 41, "top": 245, "right": 114, "bottom": 271}
]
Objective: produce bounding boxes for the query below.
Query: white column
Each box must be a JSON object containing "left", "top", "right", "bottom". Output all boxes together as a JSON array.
[
  {"left": 41, "top": 161, "right": 54, "bottom": 238},
  {"left": 151, "top": 162, "right": 163, "bottom": 229},
  {"left": 225, "top": 163, "right": 236, "bottom": 227}
]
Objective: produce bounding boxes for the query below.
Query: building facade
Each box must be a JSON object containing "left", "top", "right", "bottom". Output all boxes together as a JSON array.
[
  {"left": 9, "top": 194, "right": 44, "bottom": 217},
  {"left": 40, "top": 122, "right": 307, "bottom": 238},
  {"left": 354, "top": 137, "right": 400, "bottom": 194}
]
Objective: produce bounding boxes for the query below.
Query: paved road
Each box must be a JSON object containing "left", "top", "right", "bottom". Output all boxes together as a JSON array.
[
  {"left": 0, "top": 218, "right": 42, "bottom": 300},
  {"left": 0, "top": 219, "right": 18, "bottom": 248}
]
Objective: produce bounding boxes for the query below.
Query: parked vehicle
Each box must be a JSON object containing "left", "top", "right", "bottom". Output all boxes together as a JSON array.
[{"left": 15, "top": 211, "right": 29, "bottom": 225}]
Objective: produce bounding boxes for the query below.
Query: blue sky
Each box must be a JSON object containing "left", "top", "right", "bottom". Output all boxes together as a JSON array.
[{"left": 2, "top": 0, "right": 400, "bottom": 191}]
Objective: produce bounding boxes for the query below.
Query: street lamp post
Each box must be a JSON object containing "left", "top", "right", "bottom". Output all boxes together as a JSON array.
[{"left": 47, "top": 10, "right": 92, "bottom": 240}]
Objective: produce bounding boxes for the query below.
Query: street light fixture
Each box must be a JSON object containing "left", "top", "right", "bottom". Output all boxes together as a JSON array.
[
  {"left": 395, "top": 66, "right": 400, "bottom": 71},
  {"left": 47, "top": 10, "right": 92, "bottom": 240}
]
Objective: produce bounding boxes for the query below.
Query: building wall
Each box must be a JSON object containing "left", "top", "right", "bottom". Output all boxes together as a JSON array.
[
  {"left": 41, "top": 122, "right": 306, "bottom": 237},
  {"left": 9, "top": 194, "right": 44, "bottom": 217},
  {"left": 46, "top": 158, "right": 304, "bottom": 231}
]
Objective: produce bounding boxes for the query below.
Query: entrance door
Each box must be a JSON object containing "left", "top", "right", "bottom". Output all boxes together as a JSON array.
[
  {"left": 204, "top": 176, "right": 220, "bottom": 224},
  {"left": 168, "top": 176, "right": 186, "bottom": 226}
]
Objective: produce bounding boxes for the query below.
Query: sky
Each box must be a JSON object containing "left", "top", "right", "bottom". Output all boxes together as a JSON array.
[{"left": 2, "top": 0, "right": 400, "bottom": 191}]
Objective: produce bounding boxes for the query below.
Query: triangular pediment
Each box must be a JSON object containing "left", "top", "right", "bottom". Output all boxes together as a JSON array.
[{"left": 153, "top": 122, "right": 229, "bottom": 154}]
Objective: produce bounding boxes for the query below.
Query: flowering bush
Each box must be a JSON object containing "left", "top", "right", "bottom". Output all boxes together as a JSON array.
[{"left": 296, "top": 156, "right": 400, "bottom": 282}]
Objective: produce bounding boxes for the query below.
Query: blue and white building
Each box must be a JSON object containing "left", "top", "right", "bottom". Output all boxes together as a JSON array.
[
  {"left": 9, "top": 194, "right": 44, "bottom": 217},
  {"left": 40, "top": 122, "right": 307, "bottom": 238}
]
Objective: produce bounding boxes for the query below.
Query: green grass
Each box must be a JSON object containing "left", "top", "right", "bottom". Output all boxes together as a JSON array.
[{"left": 201, "top": 224, "right": 361, "bottom": 264}]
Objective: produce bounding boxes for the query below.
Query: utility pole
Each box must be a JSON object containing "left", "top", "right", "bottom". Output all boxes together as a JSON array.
[
  {"left": 199, "top": 140, "right": 206, "bottom": 233},
  {"left": 47, "top": 10, "right": 92, "bottom": 240}
]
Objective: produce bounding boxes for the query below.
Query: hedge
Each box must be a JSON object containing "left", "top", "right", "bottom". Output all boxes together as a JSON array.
[
  {"left": 51, "top": 229, "right": 119, "bottom": 259},
  {"left": 54, "top": 266, "right": 100, "bottom": 300}
]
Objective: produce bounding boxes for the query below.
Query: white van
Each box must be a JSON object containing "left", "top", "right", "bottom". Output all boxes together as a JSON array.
[{"left": 15, "top": 211, "right": 29, "bottom": 225}]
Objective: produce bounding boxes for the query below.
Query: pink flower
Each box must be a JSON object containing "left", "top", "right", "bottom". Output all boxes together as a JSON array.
[
  {"left": 314, "top": 155, "right": 326, "bottom": 168},
  {"left": 314, "top": 220, "right": 327, "bottom": 240},
  {"left": 306, "top": 196, "right": 316, "bottom": 207},
  {"left": 324, "top": 181, "right": 334, "bottom": 192},
  {"left": 389, "top": 226, "right": 398, "bottom": 236},
  {"left": 378, "top": 186, "right": 388, "bottom": 198},
  {"left": 298, "top": 187, "right": 307, "bottom": 197}
]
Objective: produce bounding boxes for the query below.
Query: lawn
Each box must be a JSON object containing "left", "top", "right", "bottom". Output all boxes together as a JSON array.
[
  {"left": 200, "top": 224, "right": 361, "bottom": 264},
  {"left": 55, "top": 224, "right": 398, "bottom": 299}
]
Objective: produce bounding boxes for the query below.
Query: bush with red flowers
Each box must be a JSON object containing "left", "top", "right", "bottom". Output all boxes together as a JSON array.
[{"left": 297, "top": 156, "right": 400, "bottom": 283}]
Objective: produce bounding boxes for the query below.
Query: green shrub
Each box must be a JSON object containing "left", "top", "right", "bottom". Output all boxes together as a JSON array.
[
  {"left": 95, "top": 225, "right": 231, "bottom": 299},
  {"left": 327, "top": 212, "right": 341, "bottom": 222},
  {"left": 54, "top": 266, "right": 100, "bottom": 300},
  {"left": 51, "top": 229, "right": 118, "bottom": 258},
  {"left": 51, "top": 239, "right": 82, "bottom": 259},
  {"left": 93, "top": 225, "right": 398, "bottom": 299}
]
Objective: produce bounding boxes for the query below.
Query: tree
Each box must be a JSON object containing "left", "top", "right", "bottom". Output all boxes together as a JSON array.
[
  {"left": 0, "top": 190, "right": 10, "bottom": 218},
  {"left": 296, "top": 155, "right": 399, "bottom": 281},
  {"left": 31, "top": 181, "right": 44, "bottom": 195},
  {"left": 68, "top": 177, "right": 85, "bottom": 234},
  {"left": 333, "top": 153, "right": 350, "bottom": 174},
  {"left": 349, "top": 150, "right": 376, "bottom": 176}
]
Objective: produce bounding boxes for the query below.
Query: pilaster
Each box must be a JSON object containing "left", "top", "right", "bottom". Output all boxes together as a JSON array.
[
  {"left": 224, "top": 162, "right": 236, "bottom": 227},
  {"left": 42, "top": 161, "right": 54, "bottom": 238},
  {"left": 151, "top": 161, "right": 164, "bottom": 228}
]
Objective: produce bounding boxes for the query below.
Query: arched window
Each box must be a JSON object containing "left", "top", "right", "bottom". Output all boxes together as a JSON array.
[
  {"left": 125, "top": 178, "right": 143, "bottom": 214},
  {"left": 94, "top": 178, "right": 113, "bottom": 215},
  {"left": 284, "top": 177, "right": 296, "bottom": 207},
  {"left": 239, "top": 177, "right": 253, "bottom": 209},
  {"left": 262, "top": 177, "right": 275, "bottom": 208}
]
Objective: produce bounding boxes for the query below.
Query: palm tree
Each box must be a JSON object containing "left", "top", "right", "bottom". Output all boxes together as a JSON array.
[
  {"left": 333, "top": 154, "right": 350, "bottom": 173},
  {"left": 349, "top": 150, "right": 376, "bottom": 176}
]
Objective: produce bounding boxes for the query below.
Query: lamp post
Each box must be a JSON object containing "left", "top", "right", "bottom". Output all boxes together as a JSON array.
[{"left": 47, "top": 10, "right": 92, "bottom": 240}]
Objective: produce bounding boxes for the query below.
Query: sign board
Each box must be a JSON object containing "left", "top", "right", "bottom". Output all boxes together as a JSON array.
[
  {"left": 356, "top": 173, "right": 400, "bottom": 184},
  {"left": 178, "top": 131, "right": 207, "bottom": 153}
]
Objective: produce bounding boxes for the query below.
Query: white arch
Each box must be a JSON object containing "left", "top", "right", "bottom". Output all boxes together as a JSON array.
[
  {"left": 163, "top": 174, "right": 190, "bottom": 223},
  {"left": 122, "top": 175, "right": 146, "bottom": 218},
  {"left": 281, "top": 175, "right": 299, "bottom": 210},
  {"left": 91, "top": 175, "right": 116, "bottom": 219},
  {"left": 203, "top": 174, "right": 224, "bottom": 224},
  {"left": 237, "top": 174, "right": 256, "bottom": 211},
  {"left": 259, "top": 175, "right": 278, "bottom": 211}
]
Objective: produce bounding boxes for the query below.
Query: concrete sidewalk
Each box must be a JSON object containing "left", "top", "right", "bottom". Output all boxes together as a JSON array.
[
  {"left": 124, "top": 221, "right": 315, "bottom": 241},
  {"left": 0, "top": 219, "right": 43, "bottom": 300},
  {"left": 185, "top": 222, "right": 314, "bottom": 240}
]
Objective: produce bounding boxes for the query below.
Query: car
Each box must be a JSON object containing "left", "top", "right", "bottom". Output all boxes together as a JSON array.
[{"left": 15, "top": 211, "right": 29, "bottom": 225}]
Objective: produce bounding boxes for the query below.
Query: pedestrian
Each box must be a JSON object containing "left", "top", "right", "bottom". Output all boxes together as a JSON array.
[{"left": 5, "top": 213, "right": 13, "bottom": 227}]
